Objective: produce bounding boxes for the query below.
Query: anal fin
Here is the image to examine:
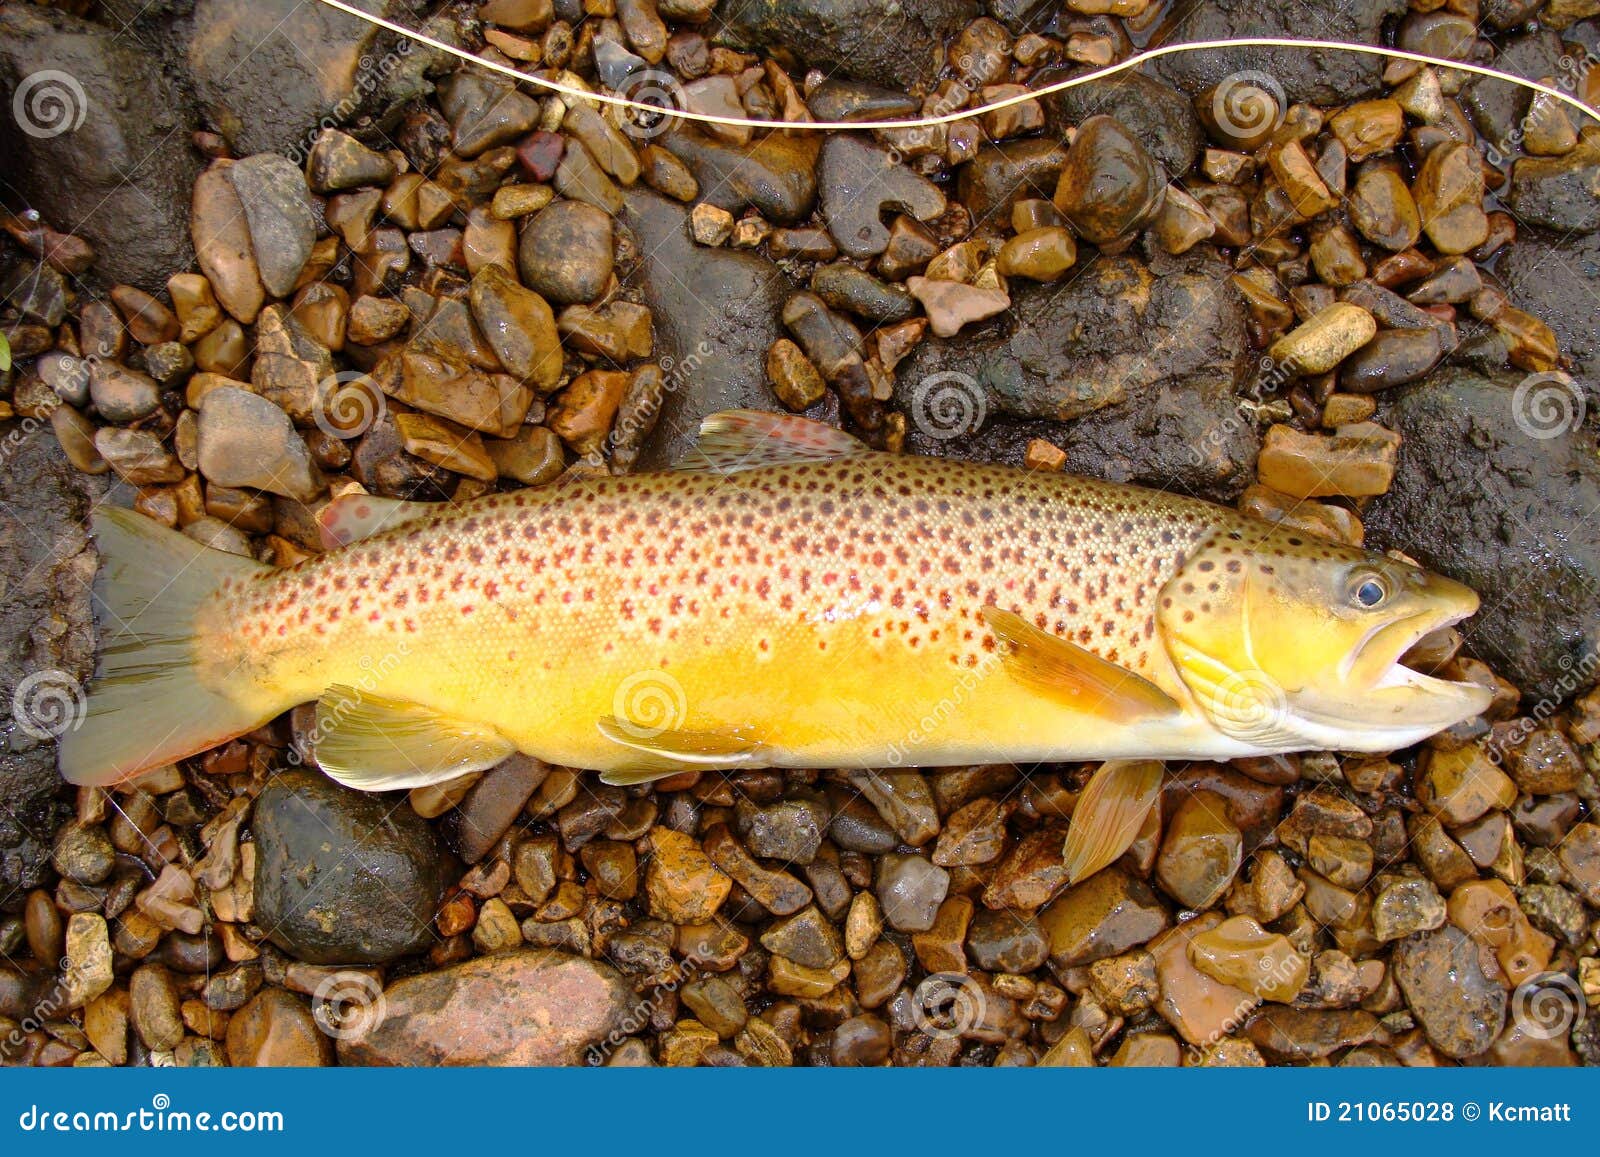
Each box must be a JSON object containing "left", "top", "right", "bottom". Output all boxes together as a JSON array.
[
  {"left": 313, "top": 686, "right": 514, "bottom": 791},
  {"left": 982, "top": 606, "right": 1180, "bottom": 722}
]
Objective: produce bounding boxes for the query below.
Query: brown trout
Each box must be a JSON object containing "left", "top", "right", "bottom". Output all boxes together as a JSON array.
[{"left": 60, "top": 411, "right": 1489, "bottom": 811}]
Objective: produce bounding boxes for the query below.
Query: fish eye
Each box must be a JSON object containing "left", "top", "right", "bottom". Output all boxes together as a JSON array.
[{"left": 1353, "top": 577, "right": 1388, "bottom": 608}]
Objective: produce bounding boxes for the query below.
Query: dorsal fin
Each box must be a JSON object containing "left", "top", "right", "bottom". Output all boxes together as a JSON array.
[
  {"left": 674, "top": 410, "right": 869, "bottom": 475},
  {"left": 317, "top": 493, "right": 440, "bottom": 549}
]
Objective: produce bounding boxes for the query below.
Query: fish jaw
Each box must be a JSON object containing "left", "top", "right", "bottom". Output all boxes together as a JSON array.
[{"left": 1294, "top": 595, "right": 1494, "bottom": 751}]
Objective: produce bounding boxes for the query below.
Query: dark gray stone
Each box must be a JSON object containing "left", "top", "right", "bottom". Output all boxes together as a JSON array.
[
  {"left": 0, "top": 5, "right": 199, "bottom": 291},
  {"left": 0, "top": 427, "right": 101, "bottom": 911},
  {"left": 1392, "top": 924, "right": 1507, "bottom": 1059},
  {"left": 1499, "top": 230, "right": 1600, "bottom": 391},
  {"left": 186, "top": 0, "right": 417, "bottom": 162},
  {"left": 1155, "top": 0, "right": 1409, "bottom": 105},
  {"left": 251, "top": 768, "right": 449, "bottom": 964},
  {"left": 894, "top": 252, "right": 1258, "bottom": 501},
  {"left": 716, "top": 0, "right": 981, "bottom": 90},
  {"left": 620, "top": 190, "right": 795, "bottom": 468},
  {"left": 1367, "top": 369, "right": 1600, "bottom": 703}
]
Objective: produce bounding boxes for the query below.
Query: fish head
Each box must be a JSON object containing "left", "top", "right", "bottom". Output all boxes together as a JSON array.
[{"left": 1157, "top": 523, "right": 1492, "bottom": 752}]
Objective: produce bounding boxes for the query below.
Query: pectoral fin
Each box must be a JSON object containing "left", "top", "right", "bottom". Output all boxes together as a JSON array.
[
  {"left": 1062, "top": 759, "right": 1164, "bottom": 884},
  {"left": 317, "top": 493, "right": 440, "bottom": 549},
  {"left": 313, "top": 686, "right": 515, "bottom": 791},
  {"left": 982, "top": 606, "right": 1181, "bottom": 722},
  {"left": 596, "top": 716, "right": 767, "bottom": 769}
]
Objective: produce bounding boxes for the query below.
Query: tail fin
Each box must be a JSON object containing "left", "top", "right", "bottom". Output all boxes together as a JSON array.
[{"left": 57, "top": 506, "right": 272, "bottom": 787}]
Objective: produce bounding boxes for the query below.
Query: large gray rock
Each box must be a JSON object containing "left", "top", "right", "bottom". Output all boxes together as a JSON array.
[
  {"left": 1155, "top": 0, "right": 1409, "bottom": 105},
  {"left": 0, "top": 5, "right": 200, "bottom": 290},
  {"left": 716, "top": 0, "right": 980, "bottom": 91},
  {"left": 620, "top": 190, "right": 795, "bottom": 468},
  {"left": 894, "top": 252, "right": 1258, "bottom": 502},
  {"left": 251, "top": 769, "right": 449, "bottom": 964},
  {"left": 1367, "top": 369, "right": 1600, "bottom": 703},
  {"left": 1499, "top": 231, "right": 1600, "bottom": 404},
  {"left": 0, "top": 426, "right": 102, "bottom": 910},
  {"left": 187, "top": 0, "right": 419, "bottom": 160}
]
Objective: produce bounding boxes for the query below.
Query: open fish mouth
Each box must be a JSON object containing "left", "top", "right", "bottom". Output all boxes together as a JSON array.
[{"left": 1356, "top": 606, "right": 1483, "bottom": 697}]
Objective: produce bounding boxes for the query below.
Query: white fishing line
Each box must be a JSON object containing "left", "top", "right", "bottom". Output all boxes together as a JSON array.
[{"left": 309, "top": 0, "right": 1600, "bottom": 132}]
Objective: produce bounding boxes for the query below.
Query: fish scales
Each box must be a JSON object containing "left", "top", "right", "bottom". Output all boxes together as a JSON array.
[{"left": 210, "top": 455, "right": 1225, "bottom": 770}]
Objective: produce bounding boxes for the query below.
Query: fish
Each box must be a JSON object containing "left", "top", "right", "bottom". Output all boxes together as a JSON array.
[{"left": 59, "top": 410, "right": 1491, "bottom": 838}]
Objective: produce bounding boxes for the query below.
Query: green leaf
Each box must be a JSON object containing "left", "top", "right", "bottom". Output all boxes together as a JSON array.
[{"left": 0, "top": 331, "right": 11, "bottom": 374}]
